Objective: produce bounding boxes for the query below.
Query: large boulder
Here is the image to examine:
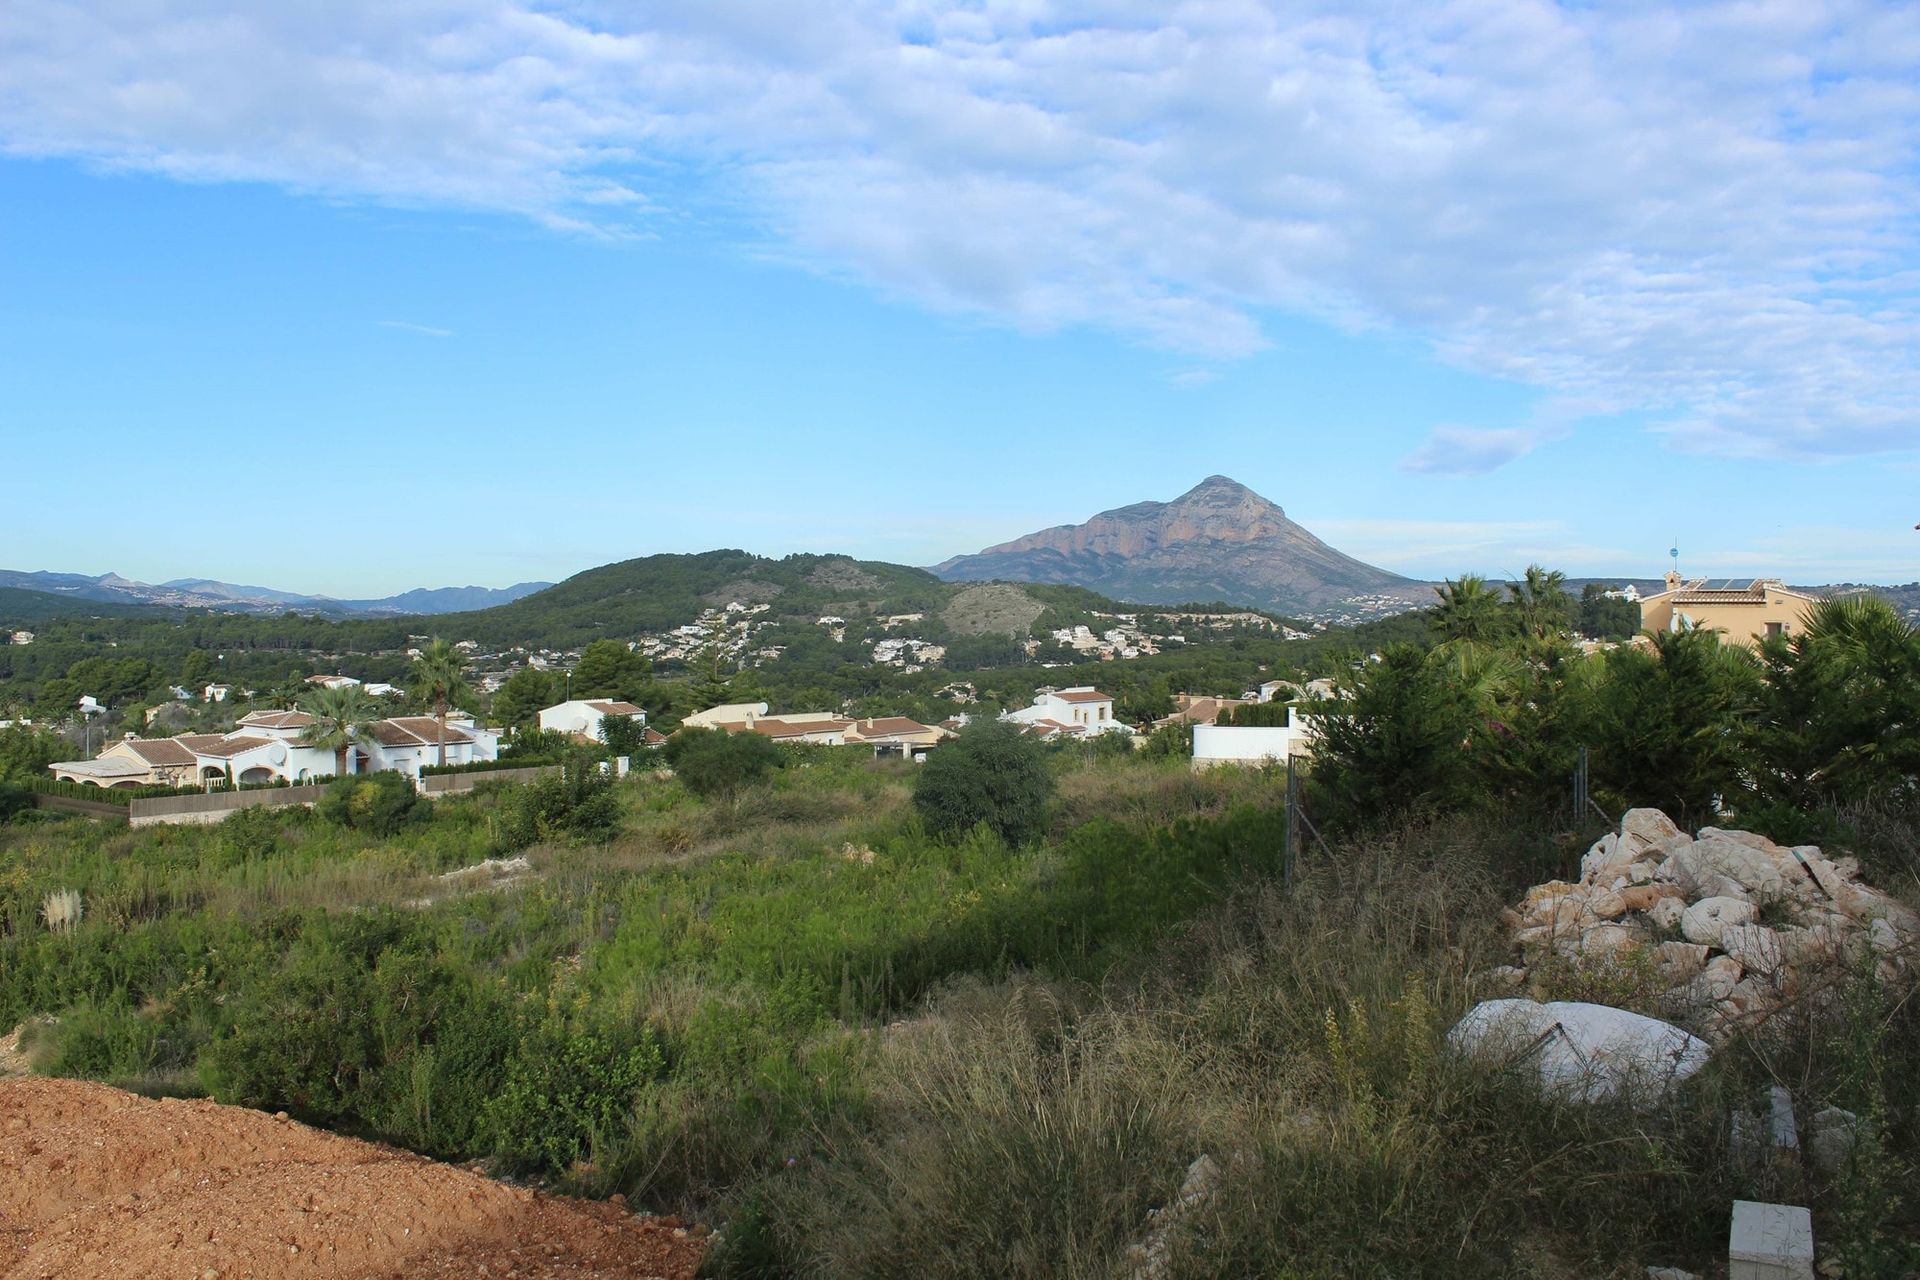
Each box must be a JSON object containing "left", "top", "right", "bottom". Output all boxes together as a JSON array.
[
  {"left": 1719, "top": 924, "right": 1787, "bottom": 977},
  {"left": 1446, "top": 998, "right": 1712, "bottom": 1105},
  {"left": 1681, "top": 896, "right": 1759, "bottom": 947},
  {"left": 1663, "top": 836, "right": 1785, "bottom": 900},
  {"left": 1620, "top": 809, "right": 1682, "bottom": 854}
]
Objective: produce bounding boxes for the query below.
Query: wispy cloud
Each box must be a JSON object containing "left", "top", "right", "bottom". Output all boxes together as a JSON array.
[
  {"left": 5, "top": 2, "right": 1919, "bottom": 458},
  {"left": 376, "top": 319, "right": 452, "bottom": 338},
  {"left": 1400, "top": 426, "right": 1553, "bottom": 476}
]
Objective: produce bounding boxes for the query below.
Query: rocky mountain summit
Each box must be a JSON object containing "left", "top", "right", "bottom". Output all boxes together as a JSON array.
[{"left": 930, "top": 475, "right": 1412, "bottom": 615}]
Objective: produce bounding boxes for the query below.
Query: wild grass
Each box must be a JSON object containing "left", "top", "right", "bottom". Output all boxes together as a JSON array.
[
  {"left": 715, "top": 814, "right": 1920, "bottom": 1278},
  {"left": 3, "top": 754, "right": 1915, "bottom": 1276}
]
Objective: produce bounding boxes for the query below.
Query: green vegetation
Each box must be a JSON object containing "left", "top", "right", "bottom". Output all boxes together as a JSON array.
[
  {"left": 1309, "top": 592, "right": 1920, "bottom": 834},
  {"left": 911, "top": 721, "right": 1054, "bottom": 846},
  {"left": 662, "top": 728, "right": 785, "bottom": 799},
  {"left": 4, "top": 559, "right": 1918, "bottom": 1275}
]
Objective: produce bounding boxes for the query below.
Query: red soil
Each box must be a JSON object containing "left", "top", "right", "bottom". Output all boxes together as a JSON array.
[{"left": 0, "top": 1077, "right": 706, "bottom": 1280}]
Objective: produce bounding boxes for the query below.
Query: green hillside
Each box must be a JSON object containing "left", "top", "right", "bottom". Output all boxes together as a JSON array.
[
  {"left": 0, "top": 586, "right": 155, "bottom": 626},
  {"left": 441, "top": 551, "right": 953, "bottom": 647}
]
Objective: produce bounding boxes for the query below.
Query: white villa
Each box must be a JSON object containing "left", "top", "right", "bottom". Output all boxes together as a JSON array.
[
  {"left": 48, "top": 709, "right": 499, "bottom": 789},
  {"left": 1003, "top": 687, "right": 1132, "bottom": 739},
  {"left": 538, "top": 698, "right": 648, "bottom": 742}
]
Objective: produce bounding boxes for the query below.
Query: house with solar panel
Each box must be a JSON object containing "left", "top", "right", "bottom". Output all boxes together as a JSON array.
[{"left": 1637, "top": 571, "right": 1822, "bottom": 647}]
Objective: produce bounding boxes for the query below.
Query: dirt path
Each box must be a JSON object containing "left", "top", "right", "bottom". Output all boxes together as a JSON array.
[{"left": 0, "top": 1077, "right": 706, "bottom": 1279}]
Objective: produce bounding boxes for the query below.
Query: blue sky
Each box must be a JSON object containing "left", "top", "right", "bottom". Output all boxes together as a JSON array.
[{"left": 2, "top": 1, "right": 1916, "bottom": 596}]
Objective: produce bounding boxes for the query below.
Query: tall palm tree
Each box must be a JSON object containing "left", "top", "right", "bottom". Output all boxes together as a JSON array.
[
  {"left": 296, "top": 684, "right": 383, "bottom": 780},
  {"left": 1507, "top": 564, "right": 1572, "bottom": 641},
  {"left": 411, "top": 638, "right": 469, "bottom": 769},
  {"left": 1431, "top": 574, "right": 1503, "bottom": 644}
]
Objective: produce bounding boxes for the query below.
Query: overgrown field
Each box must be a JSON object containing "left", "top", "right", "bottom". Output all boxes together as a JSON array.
[{"left": 3, "top": 746, "right": 1917, "bottom": 1277}]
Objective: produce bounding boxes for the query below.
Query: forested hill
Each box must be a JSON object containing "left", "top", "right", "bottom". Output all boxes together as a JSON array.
[{"left": 447, "top": 551, "right": 951, "bottom": 647}]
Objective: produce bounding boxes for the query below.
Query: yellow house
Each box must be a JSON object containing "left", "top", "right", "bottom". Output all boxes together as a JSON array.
[{"left": 1637, "top": 572, "right": 1821, "bottom": 647}]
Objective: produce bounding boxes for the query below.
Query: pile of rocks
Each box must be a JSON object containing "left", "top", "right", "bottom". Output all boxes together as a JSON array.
[{"left": 1498, "top": 809, "right": 1918, "bottom": 1042}]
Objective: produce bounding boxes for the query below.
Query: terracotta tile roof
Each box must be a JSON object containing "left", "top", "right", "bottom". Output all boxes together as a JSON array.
[
  {"left": 175, "top": 734, "right": 226, "bottom": 752},
  {"left": 850, "top": 717, "right": 937, "bottom": 739},
  {"left": 587, "top": 700, "right": 645, "bottom": 716},
  {"left": 239, "top": 710, "right": 317, "bottom": 729},
  {"left": 193, "top": 735, "right": 275, "bottom": 759},
  {"left": 53, "top": 756, "right": 151, "bottom": 779},
  {"left": 387, "top": 717, "right": 476, "bottom": 746},
  {"left": 748, "top": 717, "right": 854, "bottom": 739},
  {"left": 119, "top": 737, "right": 197, "bottom": 767},
  {"left": 364, "top": 717, "right": 476, "bottom": 748},
  {"left": 643, "top": 727, "right": 667, "bottom": 745},
  {"left": 1053, "top": 689, "right": 1111, "bottom": 703}
]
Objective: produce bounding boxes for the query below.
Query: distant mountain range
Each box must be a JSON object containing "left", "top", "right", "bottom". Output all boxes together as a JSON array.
[
  {"left": 0, "top": 570, "right": 550, "bottom": 616},
  {"left": 932, "top": 475, "right": 1414, "bottom": 615}
]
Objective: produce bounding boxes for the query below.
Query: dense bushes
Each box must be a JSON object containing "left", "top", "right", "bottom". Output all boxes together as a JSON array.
[
  {"left": 315, "top": 772, "right": 426, "bottom": 836},
  {"left": 911, "top": 722, "right": 1054, "bottom": 846},
  {"left": 493, "top": 759, "right": 622, "bottom": 847},
  {"left": 663, "top": 728, "right": 783, "bottom": 799},
  {"left": 1309, "top": 598, "right": 1920, "bottom": 829}
]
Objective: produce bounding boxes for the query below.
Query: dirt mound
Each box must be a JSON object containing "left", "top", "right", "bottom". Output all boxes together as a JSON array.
[{"left": 0, "top": 1077, "right": 705, "bottom": 1280}]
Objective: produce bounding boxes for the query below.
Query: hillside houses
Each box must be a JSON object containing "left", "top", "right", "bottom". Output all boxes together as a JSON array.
[
  {"left": 1003, "top": 687, "right": 1133, "bottom": 739},
  {"left": 48, "top": 708, "right": 500, "bottom": 789},
  {"left": 683, "top": 703, "right": 951, "bottom": 755}
]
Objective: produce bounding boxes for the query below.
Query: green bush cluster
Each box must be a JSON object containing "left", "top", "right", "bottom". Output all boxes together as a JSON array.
[
  {"left": 492, "top": 759, "right": 622, "bottom": 847},
  {"left": 911, "top": 721, "right": 1053, "bottom": 846},
  {"left": 1310, "top": 596, "right": 1920, "bottom": 829},
  {"left": 315, "top": 772, "right": 426, "bottom": 837},
  {"left": 664, "top": 728, "right": 784, "bottom": 799}
]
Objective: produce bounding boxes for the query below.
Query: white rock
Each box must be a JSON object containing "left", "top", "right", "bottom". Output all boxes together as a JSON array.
[
  {"left": 1621, "top": 808, "right": 1682, "bottom": 855},
  {"left": 1588, "top": 889, "right": 1628, "bottom": 921},
  {"left": 1806, "top": 1106, "right": 1860, "bottom": 1176},
  {"left": 1581, "top": 832, "right": 1625, "bottom": 880},
  {"left": 1628, "top": 861, "right": 1656, "bottom": 885},
  {"left": 1682, "top": 896, "right": 1759, "bottom": 947},
  {"left": 1698, "top": 827, "right": 1778, "bottom": 853},
  {"left": 1687, "top": 956, "right": 1744, "bottom": 1005},
  {"left": 1571, "top": 923, "right": 1640, "bottom": 956},
  {"left": 1446, "top": 998, "right": 1712, "bottom": 1106},
  {"left": 1649, "top": 897, "right": 1688, "bottom": 931},
  {"left": 1669, "top": 837, "right": 1786, "bottom": 898},
  {"left": 1656, "top": 941, "right": 1710, "bottom": 981},
  {"left": 1784, "top": 849, "right": 1843, "bottom": 902},
  {"left": 1719, "top": 925, "right": 1787, "bottom": 976}
]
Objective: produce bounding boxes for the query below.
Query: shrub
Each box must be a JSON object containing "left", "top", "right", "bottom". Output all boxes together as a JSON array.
[
  {"left": 0, "top": 781, "right": 30, "bottom": 822},
  {"left": 315, "top": 771, "right": 425, "bottom": 836},
  {"left": 912, "top": 721, "right": 1054, "bottom": 846},
  {"left": 664, "top": 728, "right": 784, "bottom": 799},
  {"left": 495, "top": 758, "right": 622, "bottom": 847},
  {"left": 485, "top": 1015, "right": 666, "bottom": 1173}
]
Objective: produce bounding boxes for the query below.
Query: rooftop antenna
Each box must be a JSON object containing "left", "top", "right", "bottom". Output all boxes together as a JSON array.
[{"left": 1669, "top": 541, "right": 1680, "bottom": 576}]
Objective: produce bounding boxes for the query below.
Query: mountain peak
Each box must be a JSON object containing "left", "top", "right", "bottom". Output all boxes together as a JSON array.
[
  {"left": 931, "top": 477, "right": 1407, "bottom": 612},
  {"left": 1172, "top": 474, "right": 1281, "bottom": 516}
]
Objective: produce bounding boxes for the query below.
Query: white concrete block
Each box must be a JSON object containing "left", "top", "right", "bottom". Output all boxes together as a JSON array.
[{"left": 1729, "top": 1200, "right": 1813, "bottom": 1280}]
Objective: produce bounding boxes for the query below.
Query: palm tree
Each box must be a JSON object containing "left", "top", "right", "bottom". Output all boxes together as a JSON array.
[
  {"left": 297, "top": 683, "right": 382, "bottom": 780},
  {"left": 1508, "top": 564, "right": 1572, "bottom": 641},
  {"left": 411, "top": 638, "right": 469, "bottom": 769},
  {"left": 1431, "top": 574, "right": 1503, "bottom": 644}
]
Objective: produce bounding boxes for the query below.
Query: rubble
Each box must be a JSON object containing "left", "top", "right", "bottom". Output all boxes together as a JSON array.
[{"left": 1499, "top": 809, "right": 1918, "bottom": 1043}]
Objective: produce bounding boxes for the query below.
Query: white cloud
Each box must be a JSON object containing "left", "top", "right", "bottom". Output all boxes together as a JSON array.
[
  {"left": 5, "top": 1, "right": 1919, "bottom": 458},
  {"left": 1400, "top": 425, "right": 1551, "bottom": 476},
  {"left": 377, "top": 319, "right": 452, "bottom": 337}
]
